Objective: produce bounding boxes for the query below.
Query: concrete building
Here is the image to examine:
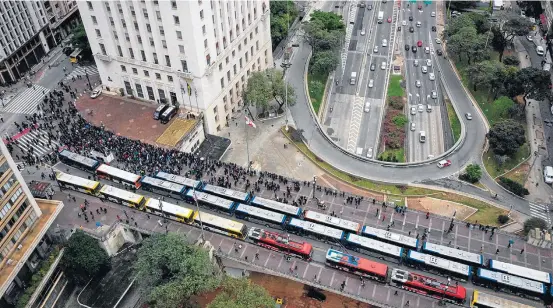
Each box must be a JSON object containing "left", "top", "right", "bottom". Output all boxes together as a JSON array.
[
  {"left": 0, "top": 141, "right": 64, "bottom": 307},
  {"left": 0, "top": 1, "right": 58, "bottom": 84},
  {"left": 77, "top": 0, "right": 273, "bottom": 134},
  {"left": 44, "top": 0, "right": 81, "bottom": 43}
]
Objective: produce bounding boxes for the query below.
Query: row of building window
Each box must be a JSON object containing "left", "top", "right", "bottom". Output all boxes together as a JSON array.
[
  {"left": 0, "top": 187, "right": 23, "bottom": 221},
  {"left": 0, "top": 203, "right": 37, "bottom": 261}
]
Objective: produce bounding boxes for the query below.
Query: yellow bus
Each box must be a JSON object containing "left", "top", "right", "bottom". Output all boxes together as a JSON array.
[
  {"left": 143, "top": 198, "right": 194, "bottom": 223},
  {"left": 470, "top": 290, "right": 537, "bottom": 308},
  {"left": 56, "top": 172, "right": 100, "bottom": 195},
  {"left": 98, "top": 185, "right": 145, "bottom": 208},
  {"left": 192, "top": 211, "right": 247, "bottom": 239},
  {"left": 69, "top": 48, "right": 82, "bottom": 63}
]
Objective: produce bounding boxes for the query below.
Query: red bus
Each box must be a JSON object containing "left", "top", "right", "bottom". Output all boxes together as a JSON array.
[
  {"left": 390, "top": 268, "right": 466, "bottom": 304},
  {"left": 247, "top": 228, "right": 312, "bottom": 260},
  {"left": 325, "top": 249, "right": 388, "bottom": 282}
]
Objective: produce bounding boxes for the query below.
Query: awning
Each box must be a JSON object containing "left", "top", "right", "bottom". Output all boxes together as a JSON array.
[{"left": 540, "top": 13, "right": 547, "bottom": 26}]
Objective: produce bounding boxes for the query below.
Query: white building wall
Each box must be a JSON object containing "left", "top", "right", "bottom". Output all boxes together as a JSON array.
[{"left": 77, "top": 0, "right": 273, "bottom": 134}]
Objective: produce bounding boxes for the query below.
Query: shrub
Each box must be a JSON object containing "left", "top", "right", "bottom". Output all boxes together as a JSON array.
[
  {"left": 497, "top": 214, "right": 510, "bottom": 225},
  {"left": 523, "top": 217, "right": 548, "bottom": 235},
  {"left": 498, "top": 177, "right": 529, "bottom": 196},
  {"left": 392, "top": 114, "right": 408, "bottom": 127},
  {"left": 388, "top": 96, "right": 404, "bottom": 110},
  {"left": 460, "top": 164, "right": 482, "bottom": 183},
  {"left": 382, "top": 109, "right": 406, "bottom": 149}
]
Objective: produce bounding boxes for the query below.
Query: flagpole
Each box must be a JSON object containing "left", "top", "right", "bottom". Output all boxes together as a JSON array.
[
  {"left": 245, "top": 111, "right": 251, "bottom": 171},
  {"left": 193, "top": 188, "right": 205, "bottom": 241}
]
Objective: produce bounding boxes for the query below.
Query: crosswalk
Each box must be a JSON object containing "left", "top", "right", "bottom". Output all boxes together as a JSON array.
[
  {"left": 64, "top": 65, "right": 99, "bottom": 81},
  {"left": 16, "top": 129, "right": 59, "bottom": 158},
  {"left": 2, "top": 85, "right": 49, "bottom": 114},
  {"left": 529, "top": 202, "right": 552, "bottom": 224}
]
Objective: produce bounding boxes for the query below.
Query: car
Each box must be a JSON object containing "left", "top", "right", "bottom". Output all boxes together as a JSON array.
[
  {"left": 409, "top": 16, "right": 413, "bottom": 21},
  {"left": 402, "top": 20, "right": 407, "bottom": 26},
  {"left": 410, "top": 122, "right": 416, "bottom": 131},
  {"left": 412, "top": 46, "right": 417, "bottom": 53},
  {"left": 367, "top": 148, "right": 373, "bottom": 158},
  {"left": 431, "top": 90, "right": 437, "bottom": 99},
  {"left": 416, "top": 21, "right": 422, "bottom": 27},
  {"left": 90, "top": 89, "right": 102, "bottom": 99},
  {"left": 387, "top": 17, "right": 392, "bottom": 23},
  {"left": 369, "top": 79, "right": 374, "bottom": 88},
  {"left": 368, "top": 4, "right": 372, "bottom": 10},
  {"left": 436, "top": 49, "right": 443, "bottom": 56},
  {"left": 527, "top": 35, "right": 533, "bottom": 41},
  {"left": 409, "top": 26, "right": 414, "bottom": 33},
  {"left": 373, "top": 46, "right": 379, "bottom": 53},
  {"left": 364, "top": 102, "right": 371, "bottom": 112},
  {"left": 410, "top": 106, "right": 416, "bottom": 115},
  {"left": 370, "top": 63, "right": 376, "bottom": 71},
  {"left": 381, "top": 61, "right": 387, "bottom": 70},
  {"left": 382, "top": 39, "right": 388, "bottom": 47},
  {"left": 424, "top": 47, "right": 430, "bottom": 54},
  {"left": 431, "top": 11, "right": 436, "bottom": 17},
  {"left": 397, "top": 26, "right": 401, "bottom": 32},
  {"left": 551, "top": 105, "right": 553, "bottom": 115},
  {"left": 415, "top": 80, "right": 421, "bottom": 88},
  {"left": 465, "top": 113, "right": 473, "bottom": 120},
  {"left": 417, "top": 104, "right": 424, "bottom": 112},
  {"left": 426, "top": 59, "right": 432, "bottom": 67},
  {"left": 426, "top": 104, "right": 432, "bottom": 112},
  {"left": 435, "top": 38, "right": 441, "bottom": 44},
  {"left": 414, "top": 60, "right": 419, "bottom": 67},
  {"left": 361, "top": 29, "right": 366, "bottom": 36},
  {"left": 405, "top": 44, "right": 410, "bottom": 51},
  {"left": 417, "top": 40, "right": 423, "bottom": 47},
  {"left": 437, "top": 160, "right": 452, "bottom": 168},
  {"left": 429, "top": 72, "right": 435, "bottom": 80},
  {"left": 421, "top": 66, "right": 428, "bottom": 74},
  {"left": 431, "top": 26, "right": 436, "bottom": 32}
]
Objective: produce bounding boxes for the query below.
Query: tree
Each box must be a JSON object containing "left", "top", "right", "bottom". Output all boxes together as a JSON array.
[
  {"left": 449, "top": 1, "right": 477, "bottom": 11},
  {"left": 309, "top": 10, "right": 345, "bottom": 31},
  {"left": 133, "top": 234, "right": 221, "bottom": 308},
  {"left": 70, "top": 24, "right": 91, "bottom": 52},
  {"left": 492, "top": 15, "right": 533, "bottom": 61},
  {"left": 498, "top": 177, "right": 529, "bottom": 196},
  {"left": 243, "top": 69, "right": 296, "bottom": 113},
  {"left": 487, "top": 120, "right": 526, "bottom": 156},
  {"left": 465, "top": 60, "right": 498, "bottom": 91},
  {"left": 502, "top": 55, "right": 520, "bottom": 66},
  {"left": 515, "top": 67, "right": 552, "bottom": 101},
  {"left": 465, "top": 12, "right": 491, "bottom": 34},
  {"left": 445, "top": 14, "right": 476, "bottom": 37},
  {"left": 461, "top": 164, "right": 482, "bottom": 183},
  {"left": 448, "top": 27, "right": 487, "bottom": 64},
  {"left": 490, "top": 96, "right": 515, "bottom": 121},
  {"left": 270, "top": 1, "right": 298, "bottom": 49},
  {"left": 207, "top": 278, "right": 274, "bottom": 308},
  {"left": 497, "top": 214, "right": 510, "bottom": 224},
  {"left": 60, "top": 230, "right": 110, "bottom": 285},
  {"left": 310, "top": 50, "right": 340, "bottom": 76},
  {"left": 303, "top": 11, "right": 345, "bottom": 52},
  {"left": 523, "top": 217, "right": 548, "bottom": 235}
]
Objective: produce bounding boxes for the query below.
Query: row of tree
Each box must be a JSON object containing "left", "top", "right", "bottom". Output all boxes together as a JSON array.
[
  {"left": 270, "top": 0, "right": 299, "bottom": 50},
  {"left": 60, "top": 231, "right": 275, "bottom": 307},
  {"left": 304, "top": 11, "right": 345, "bottom": 76}
]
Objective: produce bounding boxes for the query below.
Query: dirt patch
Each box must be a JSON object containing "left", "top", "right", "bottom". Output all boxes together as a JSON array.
[
  {"left": 194, "top": 272, "right": 373, "bottom": 308},
  {"left": 407, "top": 197, "right": 476, "bottom": 220},
  {"left": 504, "top": 162, "right": 530, "bottom": 185},
  {"left": 319, "top": 174, "right": 384, "bottom": 201}
]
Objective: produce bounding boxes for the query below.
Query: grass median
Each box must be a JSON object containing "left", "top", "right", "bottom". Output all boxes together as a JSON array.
[
  {"left": 446, "top": 99, "right": 461, "bottom": 142},
  {"left": 387, "top": 75, "right": 404, "bottom": 97},
  {"left": 283, "top": 127, "right": 507, "bottom": 226},
  {"left": 307, "top": 72, "right": 328, "bottom": 114}
]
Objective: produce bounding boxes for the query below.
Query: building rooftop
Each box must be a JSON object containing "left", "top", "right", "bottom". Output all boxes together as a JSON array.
[
  {"left": 156, "top": 117, "right": 198, "bottom": 147},
  {"left": 194, "top": 134, "right": 231, "bottom": 161},
  {"left": 0, "top": 199, "right": 64, "bottom": 297}
]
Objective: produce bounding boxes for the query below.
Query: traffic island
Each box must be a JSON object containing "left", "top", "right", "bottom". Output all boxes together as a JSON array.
[{"left": 378, "top": 76, "right": 406, "bottom": 162}]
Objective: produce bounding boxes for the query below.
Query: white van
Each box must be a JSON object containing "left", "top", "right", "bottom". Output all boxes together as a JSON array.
[
  {"left": 537, "top": 46, "right": 545, "bottom": 56},
  {"left": 544, "top": 166, "right": 553, "bottom": 184},
  {"left": 378, "top": 11, "right": 384, "bottom": 23},
  {"left": 356, "top": 147, "right": 363, "bottom": 155},
  {"left": 419, "top": 131, "right": 426, "bottom": 143}
]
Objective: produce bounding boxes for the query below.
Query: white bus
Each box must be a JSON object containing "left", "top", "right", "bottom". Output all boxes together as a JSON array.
[
  {"left": 345, "top": 233, "right": 403, "bottom": 260},
  {"left": 422, "top": 242, "right": 483, "bottom": 266},
  {"left": 250, "top": 195, "right": 302, "bottom": 217},
  {"left": 139, "top": 176, "right": 186, "bottom": 199},
  {"left": 488, "top": 259, "right": 552, "bottom": 284},
  {"left": 406, "top": 250, "right": 471, "bottom": 281},
  {"left": 143, "top": 198, "right": 194, "bottom": 223},
  {"left": 287, "top": 218, "right": 344, "bottom": 242},
  {"left": 474, "top": 268, "right": 545, "bottom": 300},
  {"left": 98, "top": 185, "right": 145, "bottom": 208},
  {"left": 185, "top": 190, "right": 236, "bottom": 213},
  {"left": 58, "top": 149, "right": 100, "bottom": 172},
  {"left": 154, "top": 171, "right": 202, "bottom": 189},
  {"left": 96, "top": 164, "right": 142, "bottom": 189},
  {"left": 202, "top": 184, "right": 250, "bottom": 202},
  {"left": 234, "top": 204, "right": 287, "bottom": 228},
  {"left": 304, "top": 210, "right": 360, "bottom": 233},
  {"left": 56, "top": 172, "right": 100, "bottom": 195},
  {"left": 193, "top": 211, "right": 247, "bottom": 239},
  {"left": 362, "top": 225, "right": 419, "bottom": 249}
]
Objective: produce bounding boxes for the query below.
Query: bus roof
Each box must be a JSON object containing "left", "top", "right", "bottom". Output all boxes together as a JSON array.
[
  {"left": 472, "top": 290, "right": 537, "bottom": 308},
  {"left": 423, "top": 242, "right": 483, "bottom": 266},
  {"left": 69, "top": 48, "right": 82, "bottom": 57},
  {"left": 202, "top": 184, "right": 249, "bottom": 201},
  {"left": 346, "top": 233, "right": 403, "bottom": 258},
  {"left": 100, "top": 185, "right": 144, "bottom": 204},
  {"left": 362, "top": 225, "right": 418, "bottom": 249},
  {"left": 97, "top": 164, "right": 141, "bottom": 183},
  {"left": 185, "top": 190, "right": 235, "bottom": 210},
  {"left": 58, "top": 149, "right": 99, "bottom": 168},
  {"left": 326, "top": 249, "right": 388, "bottom": 277},
  {"left": 140, "top": 176, "right": 186, "bottom": 193},
  {"left": 489, "top": 259, "right": 552, "bottom": 284},
  {"left": 288, "top": 218, "right": 344, "bottom": 240},
  {"left": 154, "top": 171, "right": 201, "bottom": 188},
  {"left": 251, "top": 195, "right": 301, "bottom": 216},
  {"left": 56, "top": 172, "right": 100, "bottom": 190},
  {"left": 144, "top": 198, "right": 193, "bottom": 219},
  {"left": 477, "top": 268, "right": 545, "bottom": 294},
  {"left": 235, "top": 204, "right": 286, "bottom": 224},
  {"left": 407, "top": 250, "right": 471, "bottom": 277},
  {"left": 304, "top": 210, "right": 360, "bottom": 233},
  {"left": 193, "top": 211, "right": 244, "bottom": 233}
]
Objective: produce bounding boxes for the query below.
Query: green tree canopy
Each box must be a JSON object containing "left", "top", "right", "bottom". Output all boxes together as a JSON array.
[
  {"left": 523, "top": 217, "right": 548, "bottom": 235},
  {"left": 60, "top": 230, "right": 110, "bottom": 285},
  {"left": 269, "top": 0, "right": 298, "bottom": 49},
  {"left": 448, "top": 26, "right": 488, "bottom": 64},
  {"left": 463, "top": 164, "right": 482, "bottom": 183},
  {"left": 309, "top": 10, "right": 345, "bottom": 31},
  {"left": 70, "top": 24, "right": 91, "bottom": 52},
  {"left": 492, "top": 15, "right": 533, "bottom": 61},
  {"left": 207, "top": 278, "right": 274, "bottom": 308},
  {"left": 133, "top": 234, "right": 221, "bottom": 308},
  {"left": 487, "top": 120, "right": 526, "bottom": 156},
  {"left": 445, "top": 14, "right": 476, "bottom": 37},
  {"left": 465, "top": 60, "right": 503, "bottom": 92},
  {"left": 310, "top": 50, "right": 340, "bottom": 76},
  {"left": 516, "top": 67, "right": 552, "bottom": 101},
  {"left": 243, "top": 68, "right": 296, "bottom": 112}
]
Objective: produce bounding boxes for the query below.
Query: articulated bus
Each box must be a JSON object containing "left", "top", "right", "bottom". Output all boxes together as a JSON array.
[
  {"left": 303, "top": 210, "right": 360, "bottom": 234},
  {"left": 250, "top": 195, "right": 302, "bottom": 217},
  {"left": 140, "top": 176, "right": 186, "bottom": 199},
  {"left": 154, "top": 171, "right": 202, "bottom": 189},
  {"left": 143, "top": 198, "right": 194, "bottom": 223},
  {"left": 422, "top": 242, "right": 483, "bottom": 267},
  {"left": 193, "top": 211, "right": 247, "bottom": 239},
  {"left": 202, "top": 184, "right": 250, "bottom": 203},
  {"left": 473, "top": 268, "right": 545, "bottom": 301},
  {"left": 362, "top": 225, "right": 419, "bottom": 250},
  {"left": 286, "top": 218, "right": 344, "bottom": 243},
  {"left": 344, "top": 233, "right": 404, "bottom": 262},
  {"left": 234, "top": 204, "right": 287, "bottom": 229},
  {"left": 247, "top": 228, "right": 313, "bottom": 260},
  {"left": 325, "top": 249, "right": 388, "bottom": 282},
  {"left": 487, "top": 259, "right": 552, "bottom": 285},
  {"left": 56, "top": 172, "right": 100, "bottom": 195},
  {"left": 405, "top": 250, "right": 472, "bottom": 281},
  {"left": 184, "top": 190, "right": 236, "bottom": 213},
  {"left": 58, "top": 149, "right": 100, "bottom": 172},
  {"left": 470, "top": 290, "right": 537, "bottom": 308},
  {"left": 98, "top": 185, "right": 145, "bottom": 208},
  {"left": 96, "top": 164, "right": 142, "bottom": 189}
]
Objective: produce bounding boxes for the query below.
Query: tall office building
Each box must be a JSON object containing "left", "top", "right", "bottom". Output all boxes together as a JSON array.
[
  {"left": 0, "top": 1, "right": 58, "bottom": 84},
  {"left": 78, "top": 0, "right": 273, "bottom": 133},
  {"left": 0, "top": 142, "right": 63, "bottom": 306}
]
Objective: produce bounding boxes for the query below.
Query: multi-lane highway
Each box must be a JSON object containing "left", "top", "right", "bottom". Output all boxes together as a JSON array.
[
  {"left": 322, "top": 0, "right": 397, "bottom": 158},
  {"left": 400, "top": 2, "right": 446, "bottom": 162}
]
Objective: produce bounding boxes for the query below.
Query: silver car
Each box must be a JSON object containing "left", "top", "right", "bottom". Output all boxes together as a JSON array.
[
  {"left": 429, "top": 73, "right": 435, "bottom": 81},
  {"left": 382, "top": 39, "right": 388, "bottom": 47},
  {"left": 410, "top": 122, "right": 416, "bottom": 131},
  {"left": 414, "top": 59, "right": 419, "bottom": 67},
  {"left": 431, "top": 90, "right": 437, "bottom": 99},
  {"left": 369, "top": 79, "right": 374, "bottom": 88},
  {"left": 410, "top": 106, "right": 416, "bottom": 115},
  {"left": 422, "top": 66, "right": 428, "bottom": 74},
  {"left": 426, "top": 59, "right": 432, "bottom": 67},
  {"left": 415, "top": 80, "right": 421, "bottom": 88},
  {"left": 367, "top": 148, "right": 373, "bottom": 158}
]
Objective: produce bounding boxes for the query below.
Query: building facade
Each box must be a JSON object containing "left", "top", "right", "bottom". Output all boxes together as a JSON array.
[
  {"left": 77, "top": 0, "right": 273, "bottom": 134},
  {"left": 45, "top": 0, "right": 81, "bottom": 43},
  {"left": 0, "top": 141, "right": 63, "bottom": 307},
  {"left": 0, "top": 1, "right": 57, "bottom": 84}
]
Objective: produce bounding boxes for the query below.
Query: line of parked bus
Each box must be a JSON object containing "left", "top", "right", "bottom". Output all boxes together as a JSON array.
[{"left": 56, "top": 149, "right": 548, "bottom": 307}]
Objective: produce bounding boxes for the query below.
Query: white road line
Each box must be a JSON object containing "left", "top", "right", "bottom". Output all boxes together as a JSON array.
[{"left": 2, "top": 85, "right": 49, "bottom": 115}]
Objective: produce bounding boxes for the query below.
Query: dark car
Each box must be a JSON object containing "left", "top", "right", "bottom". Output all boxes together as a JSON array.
[
  {"left": 412, "top": 46, "right": 417, "bottom": 53},
  {"left": 436, "top": 49, "right": 443, "bottom": 56},
  {"left": 409, "top": 26, "right": 414, "bottom": 33},
  {"left": 405, "top": 44, "right": 410, "bottom": 51},
  {"left": 397, "top": 26, "right": 401, "bottom": 31},
  {"left": 409, "top": 16, "right": 413, "bottom": 21},
  {"left": 370, "top": 63, "right": 376, "bottom": 71},
  {"left": 432, "top": 26, "right": 436, "bottom": 32}
]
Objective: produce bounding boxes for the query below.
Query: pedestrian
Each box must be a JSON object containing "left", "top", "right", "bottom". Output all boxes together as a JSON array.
[
  {"left": 394, "top": 290, "right": 398, "bottom": 296},
  {"left": 496, "top": 248, "right": 499, "bottom": 254},
  {"left": 521, "top": 248, "right": 525, "bottom": 254}
]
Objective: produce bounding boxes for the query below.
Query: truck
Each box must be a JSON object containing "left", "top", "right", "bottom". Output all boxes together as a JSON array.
[
  {"left": 350, "top": 72, "right": 357, "bottom": 85},
  {"left": 377, "top": 11, "right": 384, "bottom": 23}
]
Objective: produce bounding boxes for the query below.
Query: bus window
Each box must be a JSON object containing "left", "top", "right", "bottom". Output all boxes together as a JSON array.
[
  {"left": 160, "top": 106, "right": 177, "bottom": 124},
  {"left": 69, "top": 48, "right": 82, "bottom": 63},
  {"left": 153, "top": 104, "right": 169, "bottom": 120}
]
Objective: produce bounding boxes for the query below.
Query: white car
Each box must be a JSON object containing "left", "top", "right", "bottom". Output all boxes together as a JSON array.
[
  {"left": 416, "top": 21, "right": 422, "bottom": 27},
  {"left": 364, "top": 102, "right": 371, "bottom": 113},
  {"left": 410, "top": 106, "right": 416, "bottom": 115},
  {"left": 90, "top": 89, "right": 102, "bottom": 99},
  {"left": 415, "top": 80, "right": 422, "bottom": 88},
  {"left": 527, "top": 35, "right": 533, "bottom": 41},
  {"left": 426, "top": 59, "right": 432, "bottom": 67},
  {"left": 369, "top": 79, "right": 374, "bottom": 88},
  {"left": 373, "top": 46, "right": 379, "bottom": 53},
  {"left": 435, "top": 38, "right": 441, "bottom": 44},
  {"left": 361, "top": 29, "right": 366, "bottom": 36},
  {"left": 382, "top": 39, "right": 388, "bottom": 47},
  {"left": 417, "top": 104, "right": 424, "bottom": 112},
  {"left": 410, "top": 122, "right": 416, "bottom": 131},
  {"left": 414, "top": 59, "right": 419, "bottom": 67},
  {"left": 367, "top": 148, "right": 373, "bottom": 158},
  {"left": 424, "top": 47, "right": 430, "bottom": 54},
  {"left": 431, "top": 90, "right": 437, "bottom": 99},
  {"left": 402, "top": 20, "right": 407, "bottom": 26},
  {"left": 422, "top": 66, "right": 428, "bottom": 74},
  {"left": 429, "top": 72, "right": 435, "bottom": 81},
  {"left": 381, "top": 61, "right": 387, "bottom": 70},
  {"left": 431, "top": 11, "right": 436, "bottom": 17}
]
